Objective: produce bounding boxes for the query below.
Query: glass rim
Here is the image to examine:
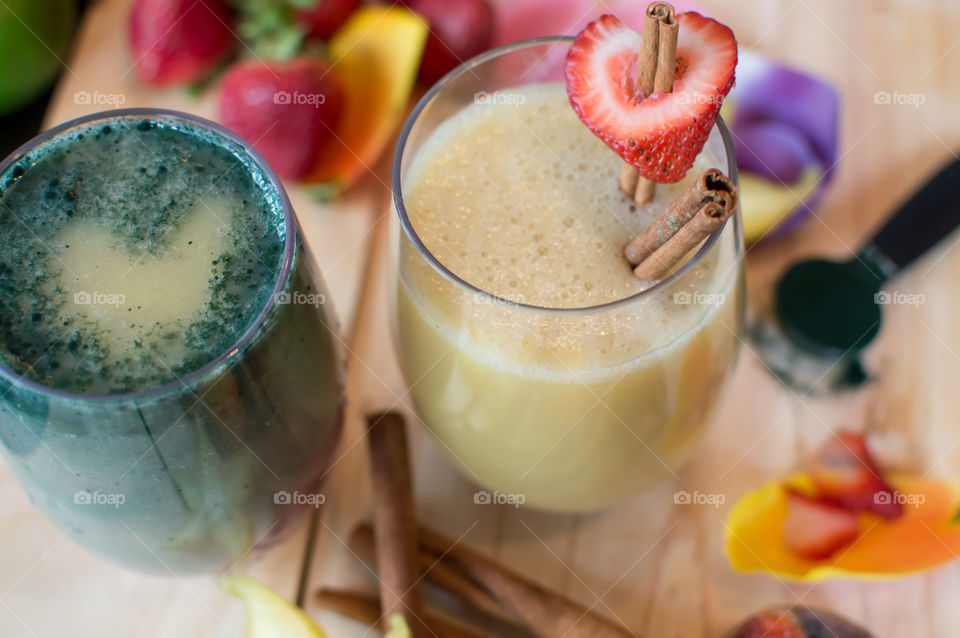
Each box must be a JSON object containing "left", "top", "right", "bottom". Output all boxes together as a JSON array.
[
  {"left": 392, "top": 35, "right": 742, "bottom": 316},
  {"left": 0, "top": 108, "right": 297, "bottom": 402}
]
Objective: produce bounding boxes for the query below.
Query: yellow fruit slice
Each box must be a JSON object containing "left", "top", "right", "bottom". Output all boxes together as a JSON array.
[
  {"left": 220, "top": 575, "right": 327, "bottom": 638},
  {"left": 306, "top": 6, "right": 428, "bottom": 192},
  {"left": 385, "top": 614, "right": 413, "bottom": 638},
  {"left": 740, "top": 167, "right": 820, "bottom": 244}
]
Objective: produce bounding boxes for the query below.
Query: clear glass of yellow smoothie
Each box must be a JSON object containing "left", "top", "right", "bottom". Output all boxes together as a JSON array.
[{"left": 390, "top": 38, "right": 745, "bottom": 512}]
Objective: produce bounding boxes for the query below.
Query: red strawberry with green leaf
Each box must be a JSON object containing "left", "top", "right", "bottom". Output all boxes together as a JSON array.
[
  {"left": 129, "top": 0, "right": 235, "bottom": 86},
  {"left": 219, "top": 58, "right": 343, "bottom": 180},
  {"left": 564, "top": 13, "right": 737, "bottom": 183}
]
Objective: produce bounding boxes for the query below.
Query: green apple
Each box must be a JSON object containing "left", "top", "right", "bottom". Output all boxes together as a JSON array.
[{"left": 0, "top": 0, "right": 77, "bottom": 115}]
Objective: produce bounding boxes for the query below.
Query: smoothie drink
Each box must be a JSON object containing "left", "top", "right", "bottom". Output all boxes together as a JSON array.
[
  {"left": 393, "top": 79, "right": 743, "bottom": 512},
  {"left": 0, "top": 111, "right": 344, "bottom": 572}
]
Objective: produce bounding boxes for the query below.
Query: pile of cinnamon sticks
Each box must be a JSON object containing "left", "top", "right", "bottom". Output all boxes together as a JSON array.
[{"left": 315, "top": 412, "right": 637, "bottom": 638}]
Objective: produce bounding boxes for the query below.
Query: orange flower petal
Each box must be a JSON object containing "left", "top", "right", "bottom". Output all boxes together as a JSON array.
[{"left": 725, "top": 472, "right": 960, "bottom": 581}]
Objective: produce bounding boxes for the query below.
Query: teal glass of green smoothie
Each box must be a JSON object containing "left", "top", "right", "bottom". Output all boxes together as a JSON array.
[{"left": 0, "top": 110, "right": 344, "bottom": 574}]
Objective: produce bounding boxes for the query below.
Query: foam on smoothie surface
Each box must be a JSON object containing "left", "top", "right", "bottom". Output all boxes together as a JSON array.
[
  {"left": 0, "top": 118, "right": 284, "bottom": 394},
  {"left": 403, "top": 82, "right": 724, "bottom": 309}
]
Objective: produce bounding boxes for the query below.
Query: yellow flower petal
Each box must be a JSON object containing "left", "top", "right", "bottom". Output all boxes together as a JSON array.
[{"left": 725, "top": 473, "right": 960, "bottom": 581}]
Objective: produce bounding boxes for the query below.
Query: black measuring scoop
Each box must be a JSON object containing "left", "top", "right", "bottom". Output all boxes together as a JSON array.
[{"left": 764, "top": 158, "right": 960, "bottom": 390}]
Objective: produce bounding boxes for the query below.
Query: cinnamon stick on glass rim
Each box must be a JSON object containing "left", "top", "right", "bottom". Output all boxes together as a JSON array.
[
  {"left": 619, "top": 1, "right": 679, "bottom": 206},
  {"left": 631, "top": 173, "right": 739, "bottom": 281},
  {"left": 624, "top": 167, "right": 736, "bottom": 265}
]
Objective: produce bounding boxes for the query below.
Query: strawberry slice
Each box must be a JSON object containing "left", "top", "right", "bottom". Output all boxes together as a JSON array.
[
  {"left": 564, "top": 13, "right": 737, "bottom": 183},
  {"left": 809, "top": 432, "right": 903, "bottom": 520},
  {"left": 783, "top": 488, "right": 860, "bottom": 561}
]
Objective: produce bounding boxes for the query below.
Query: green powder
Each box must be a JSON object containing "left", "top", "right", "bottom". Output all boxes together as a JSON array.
[{"left": 0, "top": 117, "right": 285, "bottom": 394}]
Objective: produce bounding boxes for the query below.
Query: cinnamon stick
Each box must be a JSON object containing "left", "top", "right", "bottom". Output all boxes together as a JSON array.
[
  {"left": 624, "top": 168, "right": 736, "bottom": 265},
  {"left": 622, "top": 2, "right": 678, "bottom": 206},
  {"left": 349, "top": 523, "right": 515, "bottom": 626},
  {"left": 618, "top": 164, "right": 640, "bottom": 199},
  {"left": 638, "top": 3, "right": 667, "bottom": 98},
  {"left": 653, "top": 10, "right": 679, "bottom": 93},
  {"left": 419, "top": 527, "right": 636, "bottom": 638},
  {"left": 632, "top": 198, "right": 735, "bottom": 280},
  {"left": 634, "top": 175, "right": 656, "bottom": 207},
  {"left": 367, "top": 411, "right": 430, "bottom": 638},
  {"left": 313, "top": 588, "right": 387, "bottom": 629},
  {"left": 314, "top": 588, "right": 491, "bottom": 638}
]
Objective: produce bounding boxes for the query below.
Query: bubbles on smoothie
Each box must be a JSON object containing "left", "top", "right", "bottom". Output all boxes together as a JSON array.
[
  {"left": 400, "top": 82, "right": 736, "bottom": 380},
  {"left": 405, "top": 83, "right": 727, "bottom": 312}
]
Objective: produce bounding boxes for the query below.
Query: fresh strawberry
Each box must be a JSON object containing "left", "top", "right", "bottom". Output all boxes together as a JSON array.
[
  {"left": 296, "top": 0, "right": 360, "bottom": 41},
  {"left": 219, "top": 58, "right": 343, "bottom": 180},
  {"left": 809, "top": 432, "right": 903, "bottom": 520},
  {"left": 565, "top": 13, "right": 737, "bottom": 183},
  {"left": 406, "top": 0, "right": 494, "bottom": 84},
  {"left": 782, "top": 488, "right": 860, "bottom": 561},
  {"left": 725, "top": 609, "right": 808, "bottom": 638},
  {"left": 129, "top": 0, "right": 235, "bottom": 86}
]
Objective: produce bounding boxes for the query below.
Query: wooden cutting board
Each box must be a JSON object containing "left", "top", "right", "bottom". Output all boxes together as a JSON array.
[{"left": 3, "top": 0, "right": 960, "bottom": 636}]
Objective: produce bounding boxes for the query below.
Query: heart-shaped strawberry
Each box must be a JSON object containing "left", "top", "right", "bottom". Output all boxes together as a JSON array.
[{"left": 565, "top": 13, "right": 737, "bottom": 183}]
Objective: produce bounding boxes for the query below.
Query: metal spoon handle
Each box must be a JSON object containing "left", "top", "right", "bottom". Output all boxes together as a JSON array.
[{"left": 859, "top": 157, "right": 960, "bottom": 279}]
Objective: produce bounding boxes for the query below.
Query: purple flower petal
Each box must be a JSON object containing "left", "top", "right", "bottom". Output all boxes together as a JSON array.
[
  {"left": 732, "top": 62, "right": 839, "bottom": 173},
  {"left": 728, "top": 53, "right": 840, "bottom": 241},
  {"left": 733, "top": 120, "right": 816, "bottom": 185}
]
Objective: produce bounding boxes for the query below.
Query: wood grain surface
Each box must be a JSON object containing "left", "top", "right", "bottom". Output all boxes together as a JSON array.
[{"left": 2, "top": 0, "right": 960, "bottom": 637}]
